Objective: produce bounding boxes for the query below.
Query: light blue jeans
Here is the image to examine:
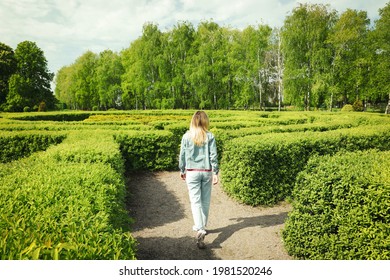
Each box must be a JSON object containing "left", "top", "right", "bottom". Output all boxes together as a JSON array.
[{"left": 186, "top": 171, "right": 213, "bottom": 232}]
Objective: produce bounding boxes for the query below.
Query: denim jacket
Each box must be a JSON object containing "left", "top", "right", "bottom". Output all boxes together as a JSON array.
[{"left": 179, "top": 131, "right": 219, "bottom": 175}]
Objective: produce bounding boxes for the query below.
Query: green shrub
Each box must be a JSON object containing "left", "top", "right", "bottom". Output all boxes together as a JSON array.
[
  {"left": 221, "top": 125, "right": 390, "bottom": 206},
  {"left": 341, "top": 104, "right": 354, "bottom": 112},
  {"left": 0, "top": 156, "right": 136, "bottom": 260},
  {"left": 212, "top": 119, "right": 356, "bottom": 160},
  {"left": 353, "top": 100, "right": 364, "bottom": 112},
  {"left": 164, "top": 122, "right": 188, "bottom": 143},
  {"left": 0, "top": 131, "right": 66, "bottom": 163},
  {"left": 46, "top": 130, "right": 125, "bottom": 174},
  {"left": 0, "top": 129, "right": 137, "bottom": 260},
  {"left": 38, "top": 101, "right": 46, "bottom": 112},
  {"left": 283, "top": 150, "right": 390, "bottom": 260},
  {"left": 114, "top": 130, "right": 177, "bottom": 171},
  {"left": 8, "top": 112, "right": 92, "bottom": 121}
]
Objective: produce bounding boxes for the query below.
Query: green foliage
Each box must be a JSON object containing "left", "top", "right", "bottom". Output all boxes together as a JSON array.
[
  {"left": 7, "top": 111, "right": 92, "bottom": 121},
  {"left": 4, "top": 41, "right": 55, "bottom": 111},
  {"left": 221, "top": 125, "right": 390, "bottom": 206},
  {"left": 282, "top": 3, "right": 338, "bottom": 111},
  {"left": 341, "top": 104, "right": 354, "bottom": 112},
  {"left": 0, "top": 109, "right": 389, "bottom": 260},
  {"left": 0, "top": 131, "right": 66, "bottom": 163},
  {"left": 0, "top": 128, "right": 136, "bottom": 260},
  {"left": 0, "top": 42, "right": 17, "bottom": 105},
  {"left": 114, "top": 130, "right": 177, "bottom": 171},
  {"left": 328, "top": 9, "right": 371, "bottom": 106},
  {"left": 38, "top": 101, "right": 46, "bottom": 112},
  {"left": 47, "top": 131, "right": 125, "bottom": 174},
  {"left": 283, "top": 150, "right": 390, "bottom": 259},
  {"left": 0, "top": 156, "right": 136, "bottom": 260},
  {"left": 368, "top": 3, "right": 390, "bottom": 112},
  {"left": 3, "top": 3, "right": 389, "bottom": 112},
  {"left": 95, "top": 50, "right": 124, "bottom": 110},
  {"left": 353, "top": 100, "right": 364, "bottom": 111}
]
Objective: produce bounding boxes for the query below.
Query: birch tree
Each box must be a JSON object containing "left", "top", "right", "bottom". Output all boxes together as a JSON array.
[
  {"left": 95, "top": 50, "right": 124, "bottom": 109},
  {"left": 328, "top": 9, "right": 370, "bottom": 107},
  {"left": 369, "top": 3, "right": 390, "bottom": 114},
  {"left": 282, "top": 3, "right": 336, "bottom": 110}
]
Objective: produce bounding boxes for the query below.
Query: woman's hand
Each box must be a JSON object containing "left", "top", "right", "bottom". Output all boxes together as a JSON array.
[
  {"left": 180, "top": 173, "right": 186, "bottom": 181},
  {"left": 213, "top": 174, "right": 219, "bottom": 185}
]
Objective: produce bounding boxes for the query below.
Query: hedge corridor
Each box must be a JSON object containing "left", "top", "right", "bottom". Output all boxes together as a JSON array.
[{"left": 0, "top": 110, "right": 389, "bottom": 259}]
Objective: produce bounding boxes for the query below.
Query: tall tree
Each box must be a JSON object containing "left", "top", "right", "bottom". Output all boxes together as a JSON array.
[
  {"left": 243, "top": 24, "right": 272, "bottom": 110},
  {"left": 55, "top": 65, "right": 77, "bottom": 109},
  {"left": 224, "top": 28, "right": 242, "bottom": 109},
  {"left": 95, "top": 50, "right": 124, "bottom": 109},
  {"left": 229, "top": 25, "right": 272, "bottom": 110},
  {"left": 121, "top": 23, "right": 163, "bottom": 109},
  {"left": 0, "top": 42, "right": 17, "bottom": 106},
  {"left": 189, "top": 21, "right": 227, "bottom": 109},
  {"left": 328, "top": 9, "right": 370, "bottom": 107},
  {"left": 369, "top": 2, "right": 390, "bottom": 113},
  {"left": 72, "top": 51, "right": 98, "bottom": 110},
  {"left": 121, "top": 38, "right": 144, "bottom": 110},
  {"left": 162, "top": 21, "right": 195, "bottom": 109},
  {"left": 141, "top": 23, "right": 163, "bottom": 109},
  {"left": 282, "top": 3, "right": 337, "bottom": 110},
  {"left": 6, "top": 41, "right": 55, "bottom": 111},
  {"left": 268, "top": 28, "right": 284, "bottom": 111}
]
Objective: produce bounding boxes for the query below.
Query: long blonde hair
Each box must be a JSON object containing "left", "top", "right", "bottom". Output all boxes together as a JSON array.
[{"left": 189, "top": 111, "right": 209, "bottom": 146}]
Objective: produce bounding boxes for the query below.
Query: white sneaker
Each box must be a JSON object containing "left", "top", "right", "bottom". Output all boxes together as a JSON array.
[{"left": 196, "top": 230, "right": 206, "bottom": 249}]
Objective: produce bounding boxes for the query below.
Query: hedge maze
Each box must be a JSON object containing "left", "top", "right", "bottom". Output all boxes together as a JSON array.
[{"left": 0, "top": 110, "right": 389, "bottom": 259}]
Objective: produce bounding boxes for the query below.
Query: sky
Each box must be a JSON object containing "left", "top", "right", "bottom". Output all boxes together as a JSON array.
[{"left": 0, "top": 0, "right": 388, "bottom": 79}]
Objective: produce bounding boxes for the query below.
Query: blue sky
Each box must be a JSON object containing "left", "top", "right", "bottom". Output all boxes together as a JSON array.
[{"left": 0, "top": 0, "right": 388, "bottom": 78}]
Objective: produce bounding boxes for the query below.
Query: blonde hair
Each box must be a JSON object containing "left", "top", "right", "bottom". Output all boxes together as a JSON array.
[{"left": 189, "top": 111, "right": 209, "bottom": 146}]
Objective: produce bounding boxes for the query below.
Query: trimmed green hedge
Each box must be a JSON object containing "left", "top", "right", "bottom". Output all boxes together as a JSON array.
[
  {"left": 6, "top": 112, "right": 92, "bottom": 121},
  {"left": 221, "top": 125, "right": 390, "bottom": 206},
  {"left": 114, "top": 130, "right": 177, "bottom": 171},
  {"left": 0, "top": 110, "right": 389, "bottom": 260},
  {"left": 211, "top": 119, "right": 356, "bottom": 161},
  {"left": 46, "top": 131, "right": 125, "bottom": 174},
  {"left": 0, "top": 131, "right": 137, "bottom": 260},
  {"left": 283, "top": 150, "right": 390, "bottom": 259},
  {"left": 0, "top": 157, "right": 136, "bottom": 260},
  {"left": 0, "top": 131, "right": 66, "bottom": 163}
]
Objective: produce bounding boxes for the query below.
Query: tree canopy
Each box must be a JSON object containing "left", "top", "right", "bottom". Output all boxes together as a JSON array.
[
  {"left": 1, "top": 2, "right": 389, "bottom": 112},
  {"left": 0, "top": 41, "right": 55, "bottom": 112}
]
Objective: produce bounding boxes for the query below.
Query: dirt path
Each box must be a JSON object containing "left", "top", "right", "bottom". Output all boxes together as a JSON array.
[{"left": 125, "top": 171, "right": 292, "bottom": 260}]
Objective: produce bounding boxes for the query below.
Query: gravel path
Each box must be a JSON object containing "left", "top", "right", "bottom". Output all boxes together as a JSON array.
[{"left": 125, "top": 171, "right": 292, "bottom": 260}]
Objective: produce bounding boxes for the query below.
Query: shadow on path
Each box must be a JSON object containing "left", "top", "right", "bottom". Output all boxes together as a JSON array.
[
  {"left": 208, "top": 212, "right": 289, "bottom": 249},
  {"left": 134, "top": 236, "right": 221, "bottom": 260},
  {"left": 125, "top": 171, "right": 291, "bottom": 260},
  {"left": 126, "top": 171, "right": 185, "bottom": 230}
]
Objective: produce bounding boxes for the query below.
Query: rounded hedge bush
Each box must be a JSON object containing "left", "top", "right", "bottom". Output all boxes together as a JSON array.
[
  {"left": 283, "top": 150, "right": 390, "bottom": 260},
  {"left": 341, "top": 104, "right": 354, "bottom": 112}
]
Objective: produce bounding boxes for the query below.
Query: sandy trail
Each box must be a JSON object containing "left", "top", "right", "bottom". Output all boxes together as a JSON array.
[{"left": 126, "top": 171, "right": 292, "bottom": 260}]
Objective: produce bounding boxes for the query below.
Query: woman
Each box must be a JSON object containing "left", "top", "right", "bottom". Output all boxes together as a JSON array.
[{"left": 179, "top": 111, "right": 219, "bottom": 249}]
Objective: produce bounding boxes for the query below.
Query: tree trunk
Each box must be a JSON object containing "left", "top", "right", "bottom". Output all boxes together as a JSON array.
[
  {"left": 258, "top": 75, "right": 263, "bottom": 111},
  {"left": 329, "top": 92, "right": 333, "bottom": 112},
  {"left": 278, "top": 79, "right": 282, "bottom": 111},
  {"left": 306, "top": 90, "right": 310, "bottom": 111},
  {"left": 385, "top": 92, "right": 390, "bottom": 114},
  {"left": 277, "top": 30, "right": 283, "bottom": 111}
]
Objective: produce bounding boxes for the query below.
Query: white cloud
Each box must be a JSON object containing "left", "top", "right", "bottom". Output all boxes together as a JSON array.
[{"left": 0, "top": 0, "right": 388, "bottom": 77}]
